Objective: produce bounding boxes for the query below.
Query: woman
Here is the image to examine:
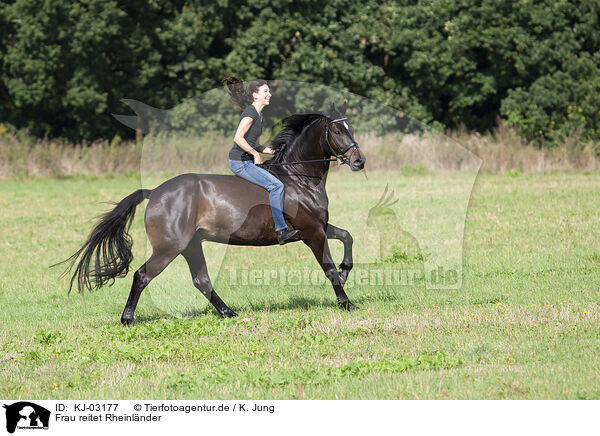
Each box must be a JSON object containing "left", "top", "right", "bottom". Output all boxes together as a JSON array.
[{"left": 223, "top": 76, "right": 299, "bottom": 245}]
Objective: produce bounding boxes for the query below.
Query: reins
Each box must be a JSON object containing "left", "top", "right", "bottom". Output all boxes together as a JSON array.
[
  {"left": 261, "top": 117, "right": 358, "bottom": 169},
  {"left": 260, "top": 157, "right": 337, "bottom": 166}
]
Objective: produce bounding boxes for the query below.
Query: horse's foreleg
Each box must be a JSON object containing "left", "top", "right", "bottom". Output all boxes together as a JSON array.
[
  {"left": 325, "top": 223, "right": 353, "bottom": 285},
  {"left": 121, "top": 249, "right": 179, "bottom": 325},
  {"left": 181, "top": 239, "right": 237, "bottom": 318},
  {"left": 303, "top": 229, "right": 358, "bottom": 311}
]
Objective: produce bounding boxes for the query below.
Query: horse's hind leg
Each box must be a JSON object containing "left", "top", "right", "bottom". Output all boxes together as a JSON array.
[
  {"left": 326, "top": 223, "right": 353, "bottom": 285},
  {"left": 181, "top": 238, "right": 237, "bottom": 318},
  {"left": 121, "top": 248, "right": 179, "bottom": 325}
]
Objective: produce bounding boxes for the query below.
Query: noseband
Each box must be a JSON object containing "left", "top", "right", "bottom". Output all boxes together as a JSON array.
[{"left": 324, "top": 117, "right": 359, "bottom": 165}]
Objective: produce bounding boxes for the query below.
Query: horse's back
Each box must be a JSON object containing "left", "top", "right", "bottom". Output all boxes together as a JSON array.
[{"left": 147, "top": 173, "right": 270, "bottom": 201}]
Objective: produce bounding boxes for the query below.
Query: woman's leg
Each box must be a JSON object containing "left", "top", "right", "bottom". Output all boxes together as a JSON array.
[{"left": 229, "top": 160, "right": 288, "bottom": 231}]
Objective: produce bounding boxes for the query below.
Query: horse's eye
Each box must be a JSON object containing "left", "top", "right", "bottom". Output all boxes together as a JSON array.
[{"left": 334, "top": 129, "right": 341, "bottom": 134}]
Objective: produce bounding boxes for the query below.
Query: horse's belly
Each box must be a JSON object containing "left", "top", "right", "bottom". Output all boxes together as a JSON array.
[{"left": 198, "top": 203, "right": 279, "bottom": 245}]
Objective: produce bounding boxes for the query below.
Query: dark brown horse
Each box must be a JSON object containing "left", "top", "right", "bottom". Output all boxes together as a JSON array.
[{"left": 61, "top": 103, "right": 366, "bottom": 324}]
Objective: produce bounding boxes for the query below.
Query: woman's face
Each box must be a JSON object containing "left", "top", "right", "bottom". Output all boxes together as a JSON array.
[{"left": 253, "top": 84, "right": 271, "bottom": 106}]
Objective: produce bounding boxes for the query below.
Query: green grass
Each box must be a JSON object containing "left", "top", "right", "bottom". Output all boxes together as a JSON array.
[{"left": 0, "top": 171, "right": 599, "bottom": 399}]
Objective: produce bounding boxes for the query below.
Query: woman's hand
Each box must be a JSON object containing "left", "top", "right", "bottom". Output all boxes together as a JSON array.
[
  {"left": 253, "top": 153, "right": 264, "bottom": 165},
  {"left": 262, "top": 147, "right": 275, "bottom": 154}
]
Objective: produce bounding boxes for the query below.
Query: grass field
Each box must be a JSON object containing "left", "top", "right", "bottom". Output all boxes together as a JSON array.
[{"left": 1, "top": 171, "right": 599, "bottom": 399}]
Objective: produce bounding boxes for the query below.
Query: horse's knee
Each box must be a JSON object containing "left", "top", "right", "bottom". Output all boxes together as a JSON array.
[
  {"left": 340, "top": 261, "right": 353, "bottom": 271},
  {"left": 336, "top": 229, "right": 352, "bottom": 245}
]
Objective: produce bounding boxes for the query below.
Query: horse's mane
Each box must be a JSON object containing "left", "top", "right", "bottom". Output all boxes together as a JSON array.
[{"left": 269, "top": 112, "right": 326, "bottom": 163}]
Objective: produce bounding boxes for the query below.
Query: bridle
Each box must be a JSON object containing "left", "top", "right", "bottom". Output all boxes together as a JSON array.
[
  {"left": 262, "top": 116, "right": 359, "bottom": 167},
  {"left": 323, "top": 117, "right": 360, "bottom": 166}
]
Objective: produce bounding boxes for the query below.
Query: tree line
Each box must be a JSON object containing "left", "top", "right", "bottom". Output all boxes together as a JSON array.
[{"left": 0, "top": 0, "right": 598, "bottom": 146}]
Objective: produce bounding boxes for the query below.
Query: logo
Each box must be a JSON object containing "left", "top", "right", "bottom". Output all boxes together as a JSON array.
[{"left": 3, "top": 402, "right": 50, "bottom": 434}]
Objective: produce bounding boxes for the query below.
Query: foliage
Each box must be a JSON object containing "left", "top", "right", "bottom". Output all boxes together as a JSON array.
[
  {"left": 501, "top": 52, "right": 600, "bottom": 145},
  {"left": 0, "top": 0, "right": 598, "bottom": 146},
  {"left": 0, "top": 0, "right": 229, "bottom": 140}
]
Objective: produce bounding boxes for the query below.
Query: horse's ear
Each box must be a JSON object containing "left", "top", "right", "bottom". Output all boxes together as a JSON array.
[
  {"left": 340, "top": 101, "right": 348, "bottom": 115},
  {"left": 329, "top": 103, "right": 336, "bottom": 114}
]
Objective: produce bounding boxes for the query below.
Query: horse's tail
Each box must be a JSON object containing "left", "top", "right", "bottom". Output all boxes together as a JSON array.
[{"left": 55, "top": 189, "right": 152, "bottom": 293}]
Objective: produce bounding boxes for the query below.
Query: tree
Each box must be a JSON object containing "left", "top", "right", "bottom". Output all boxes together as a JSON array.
[
  {"left": 0, "top": 0, "right": 599, "bottom": 145},
  {"left": 1, "top": 0, "right": 232, "bottom": 140}
]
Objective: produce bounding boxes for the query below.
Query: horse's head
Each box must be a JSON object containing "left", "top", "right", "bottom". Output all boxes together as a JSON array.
[{"left": 325, "top": 102, "right": 366, "bottom": 171}]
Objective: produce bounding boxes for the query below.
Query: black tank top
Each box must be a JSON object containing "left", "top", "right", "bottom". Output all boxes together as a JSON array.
[{"left": 228, "top": 105, "right": 264, "bottom": 161}]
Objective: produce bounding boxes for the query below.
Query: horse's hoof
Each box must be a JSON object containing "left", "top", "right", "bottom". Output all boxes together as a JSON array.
[
  {"left": 221, "top": 309, "right": 238, "bottom": 318},
  {"left": 339, "top": 301, "right": 359, "bottom": 311},
  {"left": 121, "top": 317, "right": 135, "bottom": 326}
]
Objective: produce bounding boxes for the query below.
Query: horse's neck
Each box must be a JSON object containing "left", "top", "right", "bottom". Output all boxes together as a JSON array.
[{"left": 280, "top": 124, "right": 329, "bottom": 180}]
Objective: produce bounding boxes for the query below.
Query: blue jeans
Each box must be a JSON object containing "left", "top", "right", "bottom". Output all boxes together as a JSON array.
[{"left": 229, "top": 159, "right": 288, "bottom": 231}]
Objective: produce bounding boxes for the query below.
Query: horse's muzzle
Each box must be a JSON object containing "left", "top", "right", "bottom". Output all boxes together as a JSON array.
[{"left": 351, "top": 155, "right": 366, "bottom": 171}]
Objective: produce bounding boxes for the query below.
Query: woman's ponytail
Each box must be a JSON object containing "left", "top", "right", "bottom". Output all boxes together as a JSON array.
[
  {"left": 222, "top": 76, "right": 251, "bottom": 109},
  {"left": 222, "top": 76, "right": 268, "bottom": 109}
]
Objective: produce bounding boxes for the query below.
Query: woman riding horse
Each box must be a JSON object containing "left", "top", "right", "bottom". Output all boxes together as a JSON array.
[
  {"left": 222, "top": 77, "right": 299, "bottom": 245},
  {"left": 59, "top": 94, "right": 366, "bottom": 325}
]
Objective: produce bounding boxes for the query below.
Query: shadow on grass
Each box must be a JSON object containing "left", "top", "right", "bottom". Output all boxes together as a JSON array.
[
  {"left": 125, "top": 288, "right": 413, "bottom": 325},
  {"left": 245, "top": 295, "right": 340, "bottom": 312},
  {"left": 130, "top": 296, "right": 340, "bottom": 324}
]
